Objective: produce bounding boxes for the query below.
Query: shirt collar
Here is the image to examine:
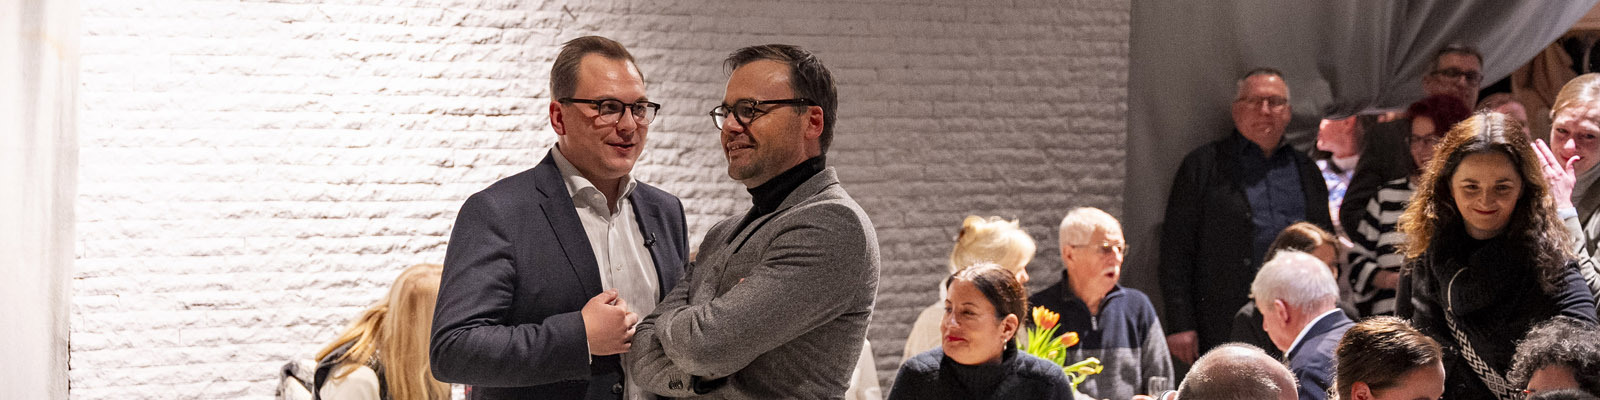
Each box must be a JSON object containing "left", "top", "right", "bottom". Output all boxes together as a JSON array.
[
  {"left": 1234, "top": 130, "right": 1293, "bottom": 159},
  {"left": 1285, "top": 308, "right": 1342, "bottom": 359},
  {"left": 551, "top": 145, "right": 636, "bottom": 203},
  {"left": 747, "top": 155, "right": 826, "bottom": 216},
  {"left": 1058, "top": 272, "right": 1123, "bottom": 306}
]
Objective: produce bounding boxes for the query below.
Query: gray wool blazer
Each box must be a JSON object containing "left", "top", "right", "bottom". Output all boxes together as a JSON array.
[{"left": 627, "top": 167, "right": 881, "bottom": 399}]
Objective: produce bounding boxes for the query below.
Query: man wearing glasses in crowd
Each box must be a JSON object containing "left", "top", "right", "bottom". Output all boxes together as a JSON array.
[
  {"left": 627, "top": 44, "right": 880, "bottom": 398},
  {"left": 431, "top": 36, "right": 689, "bottom": 400},
  {"left": 1160, "top": 68, "right": 1334, "bottom": 367},
  {"left": 1342, "top": 45, "right": 1484, "bottom": 240}
]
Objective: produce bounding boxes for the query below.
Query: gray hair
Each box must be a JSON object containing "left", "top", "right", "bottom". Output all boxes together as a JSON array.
[
  {"left": 1058, "top": 207, "right": 1122, "bottom": 248},
  {"left": 1177, "top": 343, "right": 1297, "bottom": 400},
  {"left": 1251, "top": 250, "right": 1339, "bottom": 315}
]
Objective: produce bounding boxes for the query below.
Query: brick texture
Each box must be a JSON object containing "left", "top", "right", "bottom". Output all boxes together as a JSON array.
[{"left": 74, "top": 0, "right": 1128, "bottom": 397}]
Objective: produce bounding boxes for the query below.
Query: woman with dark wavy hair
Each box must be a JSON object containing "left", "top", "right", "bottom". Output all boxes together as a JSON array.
[{"left": 1395, "top": 112, "right": 1598, "bottom": 400}]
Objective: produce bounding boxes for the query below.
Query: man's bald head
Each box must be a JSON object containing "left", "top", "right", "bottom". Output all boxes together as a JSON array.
[{"left": 1176, "top": 344, "right": 1298, "bottom": 400}]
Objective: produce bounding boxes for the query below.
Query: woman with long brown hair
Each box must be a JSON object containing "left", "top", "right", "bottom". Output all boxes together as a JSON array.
[
  {"left": 1396, "top": 112, "right": 1597, "bottom": 400},
  {"left": 314, "top": 263, "right": 450, "bottom": 400}
]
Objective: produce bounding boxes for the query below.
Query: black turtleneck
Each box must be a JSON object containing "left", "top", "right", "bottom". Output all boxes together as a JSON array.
[{"left": 732, "top": 155, "right": 825, "bottom": 235}]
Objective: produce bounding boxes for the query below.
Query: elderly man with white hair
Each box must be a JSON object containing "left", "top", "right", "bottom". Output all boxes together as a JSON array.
[
  {"left": 1029, "top": 207, "right": 1173, "bottom": 400},
  {"left": 1252, "top": 250, "right": 1352, "bottom": 400}
]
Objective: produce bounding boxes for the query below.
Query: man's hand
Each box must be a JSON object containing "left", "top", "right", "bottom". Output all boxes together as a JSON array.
[
  {"left": 1166, "top": 330, "right": 1199, "bottom": 365},
  {"left": 582, "top": 289, "right": 638, "bottom": 356}
]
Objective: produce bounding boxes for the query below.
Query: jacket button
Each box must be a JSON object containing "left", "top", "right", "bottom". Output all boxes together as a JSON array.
[
  {"left": 670, "top": 380, "right": 683, "bottom": 390},
  {"left": 612, "top": 383, "right": 623, "bottom": 394}
]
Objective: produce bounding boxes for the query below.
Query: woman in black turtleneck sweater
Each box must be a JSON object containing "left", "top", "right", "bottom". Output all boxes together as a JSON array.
[
  {"left": 1395, "top": 113, "right": 1597, "bottom": 400},
  {"left": 888, "top": 264, "right": 1075, "bottom": 400}
]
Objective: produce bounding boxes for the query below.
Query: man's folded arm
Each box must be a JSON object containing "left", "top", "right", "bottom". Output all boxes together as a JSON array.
[{"left": 657, "top": 203, "right": 874, "bottom": 379}]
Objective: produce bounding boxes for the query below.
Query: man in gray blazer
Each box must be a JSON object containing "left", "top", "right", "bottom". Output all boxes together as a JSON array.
[{"left": 627, "top": 44, "right": 881, "bottom": 398}]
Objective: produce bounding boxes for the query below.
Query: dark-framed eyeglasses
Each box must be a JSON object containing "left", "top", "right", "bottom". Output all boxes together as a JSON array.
[
  {"left": 1072, "top": 242, "right": 1127, "bottom": 256},
  {"left": 558, "top": 98, "right": 661, "bottom": 125},
  {"left": 1407, "top": 133, "right": 1442, "bottom": 149},
  {"left": 709, "top": 98, "right": 816, "bottom": 130},
  {"left": 1235, "top": 96, "right": 1289, "bottom": 110},
  {"left": 1430, "top": 68, "right": 1483, "bottom": 84}
]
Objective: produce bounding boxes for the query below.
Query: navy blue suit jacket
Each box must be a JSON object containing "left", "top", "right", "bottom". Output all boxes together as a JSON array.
[
  {"left": 430, "top": 150, "right": 688, "bottom": 399},
  {"left": 1284, "top": 311, "right": 1353, "bottom": 400}
]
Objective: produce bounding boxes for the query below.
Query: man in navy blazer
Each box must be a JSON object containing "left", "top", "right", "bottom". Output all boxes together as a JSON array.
[
  {"left": 429, "top": 36, "right": 688, "bottom": 400},
  {"left": 1252, "top": 251, "right": 1353, "bottom": 400}
]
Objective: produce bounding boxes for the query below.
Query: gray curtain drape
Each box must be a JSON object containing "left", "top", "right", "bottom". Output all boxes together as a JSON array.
[{"left": 1123, "top": 0, "right": 1596, "bottom": 319}]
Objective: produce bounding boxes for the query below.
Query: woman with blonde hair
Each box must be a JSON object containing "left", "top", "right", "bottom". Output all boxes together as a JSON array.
[
  {"left": 902, "top": 216, "right": 1036, "bottom": 362},
  {"left": 1396, "top": 112, "right": 1596, "bottom": 400},
  {"left": 1537, "top": 72, "right": 1600, "bottom": 296},
  {"left": 314, "top": 263, "right": 450, "bottom": 400}
]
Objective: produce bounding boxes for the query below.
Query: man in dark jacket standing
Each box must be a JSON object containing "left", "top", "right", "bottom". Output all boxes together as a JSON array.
[
  {"left": 429, "top": 36, "right": 689, "bottom": 400},
  {"left": 1159, "top": 68, "right": 1333, "bottom": 366}
]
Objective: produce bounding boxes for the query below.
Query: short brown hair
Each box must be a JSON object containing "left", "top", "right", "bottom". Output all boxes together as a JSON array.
[
  {"left": 725, "top": 44, "right": 839, "bottom": 153},
  {"left": 1334, "top": 316, "right": 1443, "bottom": 399},
  {"left": 1266, "top": 222, "right": 1336, "bottom": 256},
  {"left": 549, "top": 36, "right": 641, "bottom": 100},
  {"left": 1428, "top": 43, "right": 1483, "bottom": 72}
]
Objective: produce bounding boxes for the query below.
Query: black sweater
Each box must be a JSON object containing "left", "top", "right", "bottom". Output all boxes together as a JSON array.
[
  {"left": 888, "top": 347, "right": 1075, "bottom": 400},
  {"left": 1397, "top": 232, "right": 1598, "bottom": 400}
]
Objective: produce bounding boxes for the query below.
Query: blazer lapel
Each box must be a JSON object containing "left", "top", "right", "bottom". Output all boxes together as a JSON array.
[
  {"left": 726, "top": 168, "right": 840, "bottom": 254},
  {"left": 630, "top": 192, "right": 680, "bottom": 301},
  {"left": 532, "top": 152, "right": 603, "bottom": 296}
]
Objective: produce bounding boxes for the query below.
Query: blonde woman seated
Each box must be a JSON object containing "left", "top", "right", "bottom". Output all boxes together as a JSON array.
[
  {"left": 903, "top": 216, "right": 1036, "bottom": 362},
  {"left": 314, "top": 263, "right": 449, "bottom": 400},
  {"left": 888, "top": 264, "right": 1075, "bottom": 400}
]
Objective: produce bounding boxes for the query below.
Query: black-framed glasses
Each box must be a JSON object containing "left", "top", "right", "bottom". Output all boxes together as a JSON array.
[
  {"left": 559, "top": 98, "right": 661, "bottom": 125},
  {"left": 1430, "top": 68, "right": 1483, "bottom": 84},
  {"left": 709, "top": 98, "right": 816, "bottom": 130}
]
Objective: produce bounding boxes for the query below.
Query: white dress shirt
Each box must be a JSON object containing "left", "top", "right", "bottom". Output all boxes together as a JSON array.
[{"left": 552, "top": 147, "right": 659, "bottom": 400}]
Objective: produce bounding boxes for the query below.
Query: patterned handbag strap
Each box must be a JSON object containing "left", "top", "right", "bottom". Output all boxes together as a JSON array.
[{"left": 1443, "top": 268, "right": 1522, "bottom": 400}]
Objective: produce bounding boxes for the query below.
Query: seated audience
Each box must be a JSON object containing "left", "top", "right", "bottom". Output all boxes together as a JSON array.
[
  {"left": 1251, "top": 251, "right": 1351, "bottom": 400},
  {"left": 1509, "top": 318, "right": 1600, "bottom": 398},
  {"left": 1173, "top": 343, "right": 1297, "bottom": 400},
  {"left": 889, "top": 263, "right": 1074, "bottom": 400},
  {"left": 1230, "top": 222, "right": 1353, "bottom": 359},
  {"left": 1348, "top": 94, "right": 1470, "bottom": 317},
  {"left": 1332, "top": 316, "right": 1445, "bottom": 400},
  {"left": 1029, "top": 207, "right": 1173, "bottom": 399},
  {"left": 1395, "top": 112, "right": 1598, "bottom": 399},
  {"left": 904, "top": 216, "right": 1036, "bottom": 362},
  {"left": 315, "top": 263, "right": 449, "bottom": 400}
]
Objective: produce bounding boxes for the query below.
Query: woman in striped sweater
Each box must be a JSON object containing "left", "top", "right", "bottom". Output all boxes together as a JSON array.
[{"left": 1346, "top": 95, "right": 1470, "bottom": 317}]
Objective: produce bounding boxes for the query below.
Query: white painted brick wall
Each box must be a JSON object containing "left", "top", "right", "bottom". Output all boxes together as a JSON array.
[{"left": 74, "top": 0, "right": 1127, "bottom": 398}]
